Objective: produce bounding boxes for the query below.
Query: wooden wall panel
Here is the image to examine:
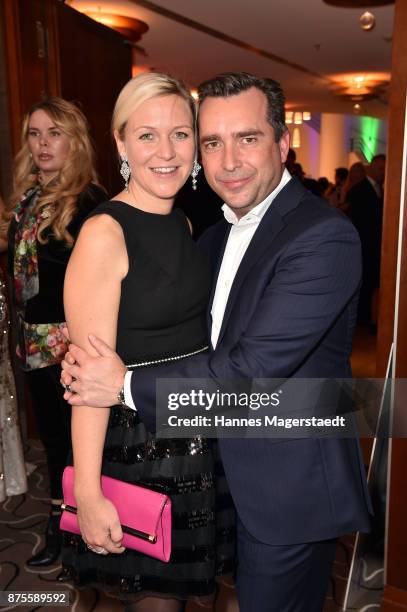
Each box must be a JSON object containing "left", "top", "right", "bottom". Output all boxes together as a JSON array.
[
  {"left": 1, "top": 0, "right": 24, "bottom": 154},
  {"left": 55, "top": 2, "right": 132, "bottom": 195},
  {"left": 376, "top": 0, "right": 407, "bottom": 377},
  {"left": 395, "top": 143, "right": 407, "bottom": 377},
  {"left": 380, "top": 0, "right": 407, "bottom": 607},
  {"left": 383, "top": 585, "right": 407, "bottom": 611},
  {"left": 17, "top": 0, "right": 59, "bottom": 109}
]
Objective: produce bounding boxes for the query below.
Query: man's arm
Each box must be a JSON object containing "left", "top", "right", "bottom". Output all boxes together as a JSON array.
[{"left": 62, "top": 216, "right": 361, "bottom": 430}]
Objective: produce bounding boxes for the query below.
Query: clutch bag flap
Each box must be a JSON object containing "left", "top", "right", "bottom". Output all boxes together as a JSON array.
[{"left": 61, "top": 466, "right": 171, "bottom": 561}]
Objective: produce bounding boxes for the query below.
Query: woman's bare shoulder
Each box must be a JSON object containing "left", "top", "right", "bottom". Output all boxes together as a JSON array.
[
  {"left": 70, "top": 212, "right": 128, "bottom": 281},
  {"left": 77, "top": 213, "right": 125, "bottom": 248}
]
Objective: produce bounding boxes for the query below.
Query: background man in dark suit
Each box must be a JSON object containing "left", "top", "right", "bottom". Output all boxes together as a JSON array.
[
  {"left": 347, "top": 154, "right": 386, "bottom": 328},
  {"left": 62, "top": 73, "right": 372, "bottom": 612}
]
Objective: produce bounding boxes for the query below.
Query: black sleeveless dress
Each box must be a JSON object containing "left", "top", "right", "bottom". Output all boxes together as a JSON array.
[{"left": 62, "top": 201, "right": 235, "bottom": 601}]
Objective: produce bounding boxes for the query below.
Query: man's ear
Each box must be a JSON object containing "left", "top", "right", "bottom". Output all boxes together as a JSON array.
[
  {"left": 114, "top": 130, "right": 126, "bottom": 159},
  {"left": 279, "top": 130, "right": 291, "bottom": 164}
]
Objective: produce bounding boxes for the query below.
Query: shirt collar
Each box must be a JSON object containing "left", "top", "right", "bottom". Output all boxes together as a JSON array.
[{"left": 222, "top": 168, "right": 292, "bottom": 226}]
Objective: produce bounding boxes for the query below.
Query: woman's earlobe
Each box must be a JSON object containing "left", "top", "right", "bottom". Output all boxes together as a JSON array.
[{"left": 113, "top": 130, "right": 125, "bottom": 158}]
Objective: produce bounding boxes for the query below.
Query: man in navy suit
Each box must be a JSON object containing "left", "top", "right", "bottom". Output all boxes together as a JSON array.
[{"left": 62, "top": 73, "right": 372, "bottom": 611}]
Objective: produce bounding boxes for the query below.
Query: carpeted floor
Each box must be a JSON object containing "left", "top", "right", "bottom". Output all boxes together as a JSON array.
[{"left": 0, "top": 439, "right": 383, "bottom": 612}]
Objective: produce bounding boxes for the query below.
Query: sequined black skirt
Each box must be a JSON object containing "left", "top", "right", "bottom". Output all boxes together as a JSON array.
[{"left": 62, "top": 406, "right": 235, "bottom": 601}]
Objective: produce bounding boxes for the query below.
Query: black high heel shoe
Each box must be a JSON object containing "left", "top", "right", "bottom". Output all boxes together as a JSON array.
[
  {"left": 56, "top": 567, "right": 72, "bottom": 582},
  {"left": 27, "top": 509, "right": 62, "bottom": 567}
]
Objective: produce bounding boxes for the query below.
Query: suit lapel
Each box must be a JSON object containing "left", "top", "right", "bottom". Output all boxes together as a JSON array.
[{"left": 215, "top": 178, "right": 306, "bottom": 346}]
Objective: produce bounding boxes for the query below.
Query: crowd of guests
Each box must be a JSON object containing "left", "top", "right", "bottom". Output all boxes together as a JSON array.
[{"left": 287, "top": 149, "right": 386, "bottom": 329}]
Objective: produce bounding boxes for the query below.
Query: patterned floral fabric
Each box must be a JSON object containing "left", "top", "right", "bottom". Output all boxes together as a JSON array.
[
  {"left": 18, "top": 321, "right": 68, "bottom": 371},
  {"left": 12, "top": 188, "right": 68, "bottom": 371},
  {"left": 13, "top": 187, "right": 44, "bottom": 305}
]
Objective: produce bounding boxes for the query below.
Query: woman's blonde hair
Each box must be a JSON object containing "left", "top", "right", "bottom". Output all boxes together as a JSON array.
[
  {"left": 8, "top": 97, "right": 99, "bottom": 245},
  {"left": 112, "top": 72, "right": 196, "bottom": 140}
]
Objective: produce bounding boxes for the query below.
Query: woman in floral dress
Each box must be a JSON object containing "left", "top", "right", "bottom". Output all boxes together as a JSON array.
[{"left": 6, "top": 98, "right": 106, "bottom": 566}]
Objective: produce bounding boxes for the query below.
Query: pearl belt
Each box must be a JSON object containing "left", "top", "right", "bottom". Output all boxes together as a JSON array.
[{"left": 126, "top": 345, "right": 209, "bottom": 369}]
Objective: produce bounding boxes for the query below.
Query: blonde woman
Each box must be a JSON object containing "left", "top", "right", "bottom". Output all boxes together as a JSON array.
[
  {"left": 62, "top": 74, "right": 234, "bottom": 611},
  {"left": 7, "top": 98, "right": 106, "bottom": 566}
]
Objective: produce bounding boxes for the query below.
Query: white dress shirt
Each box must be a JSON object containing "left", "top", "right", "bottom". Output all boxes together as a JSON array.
[
  {"left": 211, "top": 168, "right": 291, "bottom": 348},
  {"left": 124, "top": 169, "right": 292, "bottom": 408}
]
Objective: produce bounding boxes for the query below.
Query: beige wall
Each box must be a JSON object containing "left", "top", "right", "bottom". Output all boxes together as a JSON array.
[{"left": 289, "top": 113, "right": 388, "bottom": 183}]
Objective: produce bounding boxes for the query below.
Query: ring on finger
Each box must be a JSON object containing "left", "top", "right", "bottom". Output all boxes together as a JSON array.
[{"left": 87, "top": 544, "right": 108, "bottom": 555}]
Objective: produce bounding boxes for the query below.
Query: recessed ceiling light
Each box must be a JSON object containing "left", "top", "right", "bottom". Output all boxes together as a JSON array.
[{"left": 292, "top": 128, "right": 301, "bottom": 149}]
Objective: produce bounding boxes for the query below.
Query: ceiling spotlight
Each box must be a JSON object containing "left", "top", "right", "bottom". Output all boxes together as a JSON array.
[
  {"left": 353, "top": 103, "right": 362, "bottom": 114},
  {"left": 190, "top": 89, "right": 199, "bottom": 100},
  {"left": 302, "top": 112, "right": 311, "bottom": 121},
  {"left": 329, "top": 71, "right": 390, "bottom": 103},
  {"left": 285, "top": 111, "right": 293, "bottom": 124},
  {"left": 77, "top": 10, "right": 149, "bottom": 42},
  {"left": 294, "top": 112, "right": 303, "bottom": 125},
  {"left": 292, "top": 127, "right": 301, "bottom": 149},
  {"left": 360, "top": 11, "right": 376, "bottom": 31}
]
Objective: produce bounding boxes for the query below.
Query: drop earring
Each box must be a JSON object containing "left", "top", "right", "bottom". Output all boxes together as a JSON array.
[
  {"left": 120, "top": 155, "right": 131, "bottom": 192},
  {"left": 191, "top": 160, "right": 201, "bottom": 191}
]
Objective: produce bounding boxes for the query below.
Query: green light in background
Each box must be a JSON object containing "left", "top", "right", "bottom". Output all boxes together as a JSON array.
[{"left": 360, "top": 116, "right": 380, "bottom": 162}]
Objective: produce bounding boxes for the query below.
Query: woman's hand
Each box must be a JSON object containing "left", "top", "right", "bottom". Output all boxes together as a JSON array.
[{"left": 76, "top": 492, "right": 125, "bottom": 555}]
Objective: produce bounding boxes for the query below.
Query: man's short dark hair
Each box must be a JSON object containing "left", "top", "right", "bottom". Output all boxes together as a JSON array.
[
  {"left": 335, "top": 167, "right": 348, "bottom": 182},
  {"left": 371, "top": 154, "right": 386, "bottom": 163},
  {"left": 197, "top": 72, "right": 287, "bottom": 142}
]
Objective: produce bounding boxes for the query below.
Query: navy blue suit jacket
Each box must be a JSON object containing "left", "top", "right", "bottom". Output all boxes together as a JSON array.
[{"left": 131, "top": 177, "right": 372, "bottom": 545}]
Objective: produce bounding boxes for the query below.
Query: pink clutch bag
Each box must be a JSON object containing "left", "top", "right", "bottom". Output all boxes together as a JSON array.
[{"left": 60, "top": 466, "right": 172, "bottom": 562}]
